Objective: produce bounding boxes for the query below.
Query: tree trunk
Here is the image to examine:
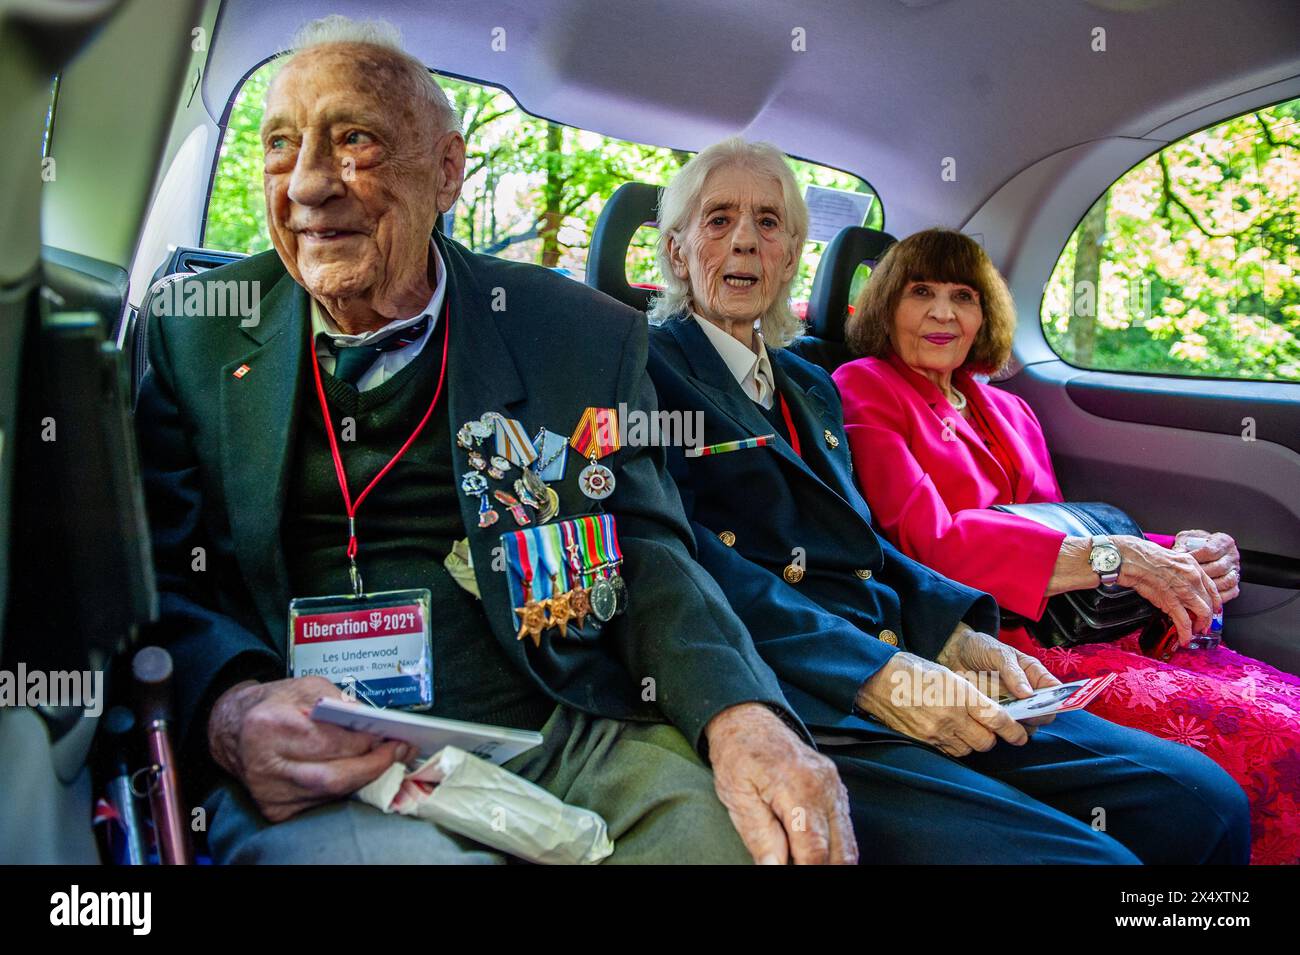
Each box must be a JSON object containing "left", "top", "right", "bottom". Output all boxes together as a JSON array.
[
  {"left": 1070, "top": 193, "right": 1109, "bottom": 365},
  {"left": 540, "top": 123, "right": 564, "bottom": 268}
]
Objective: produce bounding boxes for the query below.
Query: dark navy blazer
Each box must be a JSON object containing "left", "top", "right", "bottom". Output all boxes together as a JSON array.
[{"left": 647, "top": 315, "right": 1000, "bottom": 737}]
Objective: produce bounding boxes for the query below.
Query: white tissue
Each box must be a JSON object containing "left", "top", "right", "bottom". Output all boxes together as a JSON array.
[{"left": 356, "top": 746, "right": 614, "bottom": 865}]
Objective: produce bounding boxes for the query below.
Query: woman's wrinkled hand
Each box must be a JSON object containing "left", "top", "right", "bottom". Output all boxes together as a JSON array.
[
  {"left": 1115, "top": 535, "right": 1222, "bottom": 647},
  {"left": 1174, "top": 529, "right": 1242, "bottom": 602}
]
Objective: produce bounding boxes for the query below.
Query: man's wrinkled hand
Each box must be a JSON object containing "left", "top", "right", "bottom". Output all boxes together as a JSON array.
[
  {"left": 704, "top": 702, "right": 857, "bottom": 865},
  {"left": 208, "top": 676, "right": 412, "bottom": 823}
]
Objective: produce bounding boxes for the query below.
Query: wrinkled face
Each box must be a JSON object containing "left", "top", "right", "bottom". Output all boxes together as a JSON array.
[
  {"left": 890, "top": 280, "right": 984, "bottom": 377},
  {"left": 668, "top": 164, "right": 798, "bottom": 331},
  {"left": 260, "top": 45, "right": 459, "bottom": 309}
]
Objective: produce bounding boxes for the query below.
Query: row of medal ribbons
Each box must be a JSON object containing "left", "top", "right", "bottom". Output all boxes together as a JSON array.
[{"left": 502, "top": 514, "right": 627, "bottom": 645}]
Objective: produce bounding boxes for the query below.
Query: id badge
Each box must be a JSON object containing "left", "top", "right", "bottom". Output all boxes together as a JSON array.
[{"left": 287, "top": 588, "right": 434, "bottom": 710}]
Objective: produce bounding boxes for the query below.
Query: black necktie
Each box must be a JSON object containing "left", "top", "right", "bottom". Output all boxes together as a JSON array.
[{"left": 322, "top": 314, "right": 431, "bottom": 386}]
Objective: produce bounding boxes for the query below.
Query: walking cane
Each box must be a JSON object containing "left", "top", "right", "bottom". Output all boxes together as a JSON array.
[{"left": 132, "top": 646, "right": 193, "bottom": 864}]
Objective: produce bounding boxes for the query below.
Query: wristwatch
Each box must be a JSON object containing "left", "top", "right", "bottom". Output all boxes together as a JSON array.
[{"left": 1089, "top": 535, "right": 1122, "bottom": 590}]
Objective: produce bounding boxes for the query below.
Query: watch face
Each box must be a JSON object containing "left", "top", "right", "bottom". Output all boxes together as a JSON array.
[{"left": 1092, "top": 546, "right": 1121, "bottom": 573}]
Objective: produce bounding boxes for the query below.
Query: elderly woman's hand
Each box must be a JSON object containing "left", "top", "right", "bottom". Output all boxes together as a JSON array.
[
  {"left": 1114, "top": 535, "right": 1222, "bottom": 646},
  {"left": 855, "top": 645, "right": 1033, "bottom": 757},
  {"left": 1174, "top": 529, "right": 1242, "bottom": 602}
]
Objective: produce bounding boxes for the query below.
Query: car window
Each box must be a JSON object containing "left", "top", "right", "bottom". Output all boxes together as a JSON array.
[
  {"left": 204, "top": 61, "right": 882, "bottom": 307},
  {"left": 1041, "top": 97, "right": 1300, "bottom": 383}
]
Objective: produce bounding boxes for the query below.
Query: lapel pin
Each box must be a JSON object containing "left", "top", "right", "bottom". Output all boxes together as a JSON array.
[{"left": 233, "top": 364, "right": 251, "bottom": 379}]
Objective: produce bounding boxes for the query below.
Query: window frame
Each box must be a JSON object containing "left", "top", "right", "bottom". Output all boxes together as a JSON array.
[{"left": 1036, "top": 94, "right": 1300, "bottom": 387}]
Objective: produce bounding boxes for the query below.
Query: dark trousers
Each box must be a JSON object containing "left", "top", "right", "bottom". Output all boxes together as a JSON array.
[{"left": 828, "top": 710, "right": 1250, "bottom": 864}]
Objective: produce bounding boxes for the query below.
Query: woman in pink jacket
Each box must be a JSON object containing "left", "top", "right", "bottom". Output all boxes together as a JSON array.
[{"left": 832, "top": 228, "right": 1300, "bottom": 864}]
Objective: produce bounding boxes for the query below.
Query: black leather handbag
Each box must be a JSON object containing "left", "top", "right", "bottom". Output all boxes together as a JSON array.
[{"left": 990, "top": 502, "right": 1159, "bottom": 647}]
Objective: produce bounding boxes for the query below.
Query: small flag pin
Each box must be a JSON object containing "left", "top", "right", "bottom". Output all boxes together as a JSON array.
[{"left": 233, "top": 364, "right": 251, "bottom": 379}]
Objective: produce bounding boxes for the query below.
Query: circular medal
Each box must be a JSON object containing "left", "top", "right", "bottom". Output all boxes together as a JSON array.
[
  {"left": 461, "top": 472, "right": 488, "bottom": 495},
  {"left": 468, "top": 418, "right": 493, "bottom": 440},
  {"left": 490, "top": 454, "right": 511, "bottom": 474},
  {"left": 514, "top": 477, "right": 543, "bottom": 509},
  {"left": 579, "top": 462, "right": 616, "bottom": 500},
  {"left": 610, "top": 573, "right": 628, "bottom": 615},
  {"left": 538, "top": 486, "right": 561, "bottom": 523},
  {"left": 590, "top": 577, "right": 617, "bottom": 622},
  {"left": 520, "top": 466, "right": 548, "bottom": 501}
]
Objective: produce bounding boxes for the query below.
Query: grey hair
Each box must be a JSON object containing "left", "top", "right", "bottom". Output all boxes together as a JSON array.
[
  {"left": 648, "top": 137, "right": 808, "bottom": 347},
  {"left": 281, "top": 15, "right": 461, "bottom": 135}
]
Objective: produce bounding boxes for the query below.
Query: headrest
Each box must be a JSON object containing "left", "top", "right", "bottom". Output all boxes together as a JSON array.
[
  {"left": 585, "top": 181, "right": 661, "bottom": 311},
  {"left": 805, "top": 226, "right": 897, "bottom": 342}
]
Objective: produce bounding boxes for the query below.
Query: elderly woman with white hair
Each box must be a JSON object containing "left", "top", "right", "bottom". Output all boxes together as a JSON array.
[{"left": 645, "top": 137, "right": 1250, "bottom": 864}]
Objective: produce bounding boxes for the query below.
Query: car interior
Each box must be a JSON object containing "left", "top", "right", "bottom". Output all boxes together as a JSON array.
[{"left": 2, "top": 0, "right": 1298, "bottom": 865}]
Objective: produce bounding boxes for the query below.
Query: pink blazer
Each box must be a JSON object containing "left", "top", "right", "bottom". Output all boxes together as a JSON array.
[
  {"left": 833, "top": 352, "right": 1173, "bottom": 620},
  {"left": 828, "top": 353, "right": 1050, "bottom": 619}
]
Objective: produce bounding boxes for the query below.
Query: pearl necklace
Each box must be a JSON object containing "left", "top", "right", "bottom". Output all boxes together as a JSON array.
[{"left": 947, "top": 386, "right": 967, "bottom": 413}]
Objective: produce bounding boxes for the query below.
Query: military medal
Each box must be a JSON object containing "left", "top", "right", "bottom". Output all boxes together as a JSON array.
[
  {"left": 569, "top": 585, "right": 592, "bottom": 629},
  {"left": 589, "top": 576, "right": 617, "bottom": 623},
  {"left": 610, "top": 574, "right": 628, "bottom": 616},
  {"left": 514, "top": 476, "right": 544, "bottom": 511},
  {"left": 578, "top": 462, "right": 614, "bottom": 500},
  {"left": 546, "top": 575, "right": 574, "bottom": 638},
  {"left": 514, "top": 600, "right": 548, "bottom": 647},
  {"left": 494, "top": 416, "right": 539, "bottom": 468},
  {"left": 537, "top": 486, "right": 561, "bottom": 523},
  {"left": 506, "top": 529, "right": 548, "bottom": 647},
  {"left": 530, "top": 427, "right": 569, "bottom": 483},
  {"left": 488, "top": 454, "right": 510, "bottom": 480},
  {"left": 461, "top": 471, "right": 497, "bottom": 527},
  {"left": 570, "top": 407, "right": 621, "bottom": 501},
  {"left": 502, "top": 516, "right": 626, "bottom": 643},
  {"left": 468, "top": 450, "right": 487, "bottom": 471},
  {"left": 494, "top": 489, "right": 531, "bottom": 526}
]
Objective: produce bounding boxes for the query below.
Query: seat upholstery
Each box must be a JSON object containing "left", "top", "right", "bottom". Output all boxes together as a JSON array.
[
  {"left": 585, "top": 181, "right": 660, "bottom": 311},
  {"left": 786, "top": 225, "right": 896, "bottom": 373}
]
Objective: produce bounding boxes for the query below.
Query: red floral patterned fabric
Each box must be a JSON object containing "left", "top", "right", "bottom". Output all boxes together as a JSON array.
[{"left": 1002, "top": 625, "right": 1300, "bottom": 864}]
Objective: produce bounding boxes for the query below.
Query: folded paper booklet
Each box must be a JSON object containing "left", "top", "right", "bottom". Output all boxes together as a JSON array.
[
  {"left": 356, "top": 745, "right": 614, "bottom": 865},
  {"left": 310, "top": 698, "right": 543, "bottom": 764},
  {"left": 998, "top": 674, "right": 1117, "bottom": 721}
]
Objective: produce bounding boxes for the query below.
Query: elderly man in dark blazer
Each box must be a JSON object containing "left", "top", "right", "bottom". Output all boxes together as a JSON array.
[
  {"left": 645, "top": 136, "right": 1250, "bottom": 864},
  {"left": 134, "top": 18, "right": 855, "bottom": 864}
]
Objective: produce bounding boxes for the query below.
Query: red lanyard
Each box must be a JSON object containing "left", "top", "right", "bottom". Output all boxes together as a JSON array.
[
  {"left": 778, "top": 393, "right": 802, "bottom": 459},
  {"left": 309, "top": 300, "right": 451, "bottom": 594}
]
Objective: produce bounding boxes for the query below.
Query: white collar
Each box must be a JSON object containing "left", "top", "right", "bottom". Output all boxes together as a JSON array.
[
  {"left": 311, "top": 239, "right": 446, "bottom": 345},
  {"left": 691, "top": 312, "right": 774, "bottom": 400}
]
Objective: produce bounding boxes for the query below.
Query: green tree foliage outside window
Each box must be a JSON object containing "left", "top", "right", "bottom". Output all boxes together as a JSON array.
[
  {"left": 1042, "top": 98, "right": 1300, "bottom": 383},
  {"left": 205, "top": 62, "right": 881, "bottom": 307}
]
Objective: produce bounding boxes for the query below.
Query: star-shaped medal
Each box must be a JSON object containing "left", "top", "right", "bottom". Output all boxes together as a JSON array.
[
  {"left": 514, "top": 600, "right": 548, "bottom": 647},
  {"left": 548, "top": 589, "right": 574, "bottom": 639}
]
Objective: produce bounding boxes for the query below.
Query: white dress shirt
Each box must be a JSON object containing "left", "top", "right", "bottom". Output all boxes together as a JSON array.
[
  {"left": 311, "top": 240, "right": 447, "bottom": 392},
  {"left": 691, "top": 312, "right": 776, "bottom": 409}
]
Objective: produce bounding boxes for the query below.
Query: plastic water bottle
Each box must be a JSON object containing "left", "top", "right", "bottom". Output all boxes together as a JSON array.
[
  {"left": 1188, "top": 610, "right": 1223, "bottom": 650},
  {"left": 1178, "top": 536, "right": 1224, "bottom": 650}
]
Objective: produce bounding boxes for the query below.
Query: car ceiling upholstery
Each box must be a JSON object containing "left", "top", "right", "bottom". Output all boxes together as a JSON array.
[{"left": 205, "top": 0, "right": 1300, "bottom": 236}]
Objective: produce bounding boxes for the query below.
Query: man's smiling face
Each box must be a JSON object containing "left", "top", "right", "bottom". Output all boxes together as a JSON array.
[{"left": 260, "top": 44, "right": 448, "bottom": 317}]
